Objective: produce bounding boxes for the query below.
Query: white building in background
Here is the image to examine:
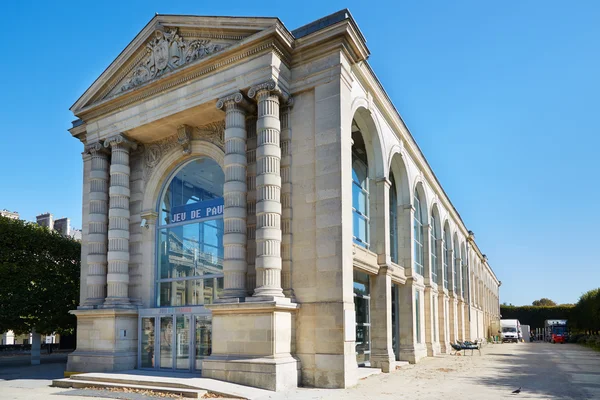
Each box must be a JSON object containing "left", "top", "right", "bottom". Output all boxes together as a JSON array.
[{"left": 65, "top": 9, "right": 501, "bottom": 392}]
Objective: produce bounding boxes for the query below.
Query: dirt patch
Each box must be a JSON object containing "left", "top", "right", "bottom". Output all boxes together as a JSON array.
[{"left": 436, "top": 368, "right": 454, "bottom": 373}]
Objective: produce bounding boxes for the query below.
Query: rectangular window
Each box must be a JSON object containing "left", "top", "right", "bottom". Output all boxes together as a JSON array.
[{"left": 354, "top": 270, "right": 371, "bottom": 365}]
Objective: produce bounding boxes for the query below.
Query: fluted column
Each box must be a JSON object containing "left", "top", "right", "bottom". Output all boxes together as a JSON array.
[
  {"left": 216, "top": 92, "right": 251, "bottom": 299},
  {"left": 280, "top": 98, "right": 294, "bottom": 298},
  {"left": 248, "top": 79, "right": 288, "bottom": 298},
  {"left": 104, "top": 134, "right": 137, "bottom": 307},
  {"left": 83, "top": 142, "right": 109, "bottom": 307}
]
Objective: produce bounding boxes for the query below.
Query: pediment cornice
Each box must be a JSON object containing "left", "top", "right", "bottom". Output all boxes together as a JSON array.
[{"left": 71, "top": 15, "right": 293, "bottom": 119}]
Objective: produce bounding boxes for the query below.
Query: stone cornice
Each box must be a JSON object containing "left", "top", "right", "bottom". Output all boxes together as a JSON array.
[
  {"left": 76, "top": 39, "right": 287, "bottom": 122},
  {"left": 71, "top": 14, "right": 288, "bottom": 112}
]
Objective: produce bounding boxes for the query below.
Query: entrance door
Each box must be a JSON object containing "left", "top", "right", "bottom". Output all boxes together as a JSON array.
[
  {"left": 175, "top": 315, "right": 190, "bottom": 370},
  {"left": 139, "top": 311, "right": 212, "bottom": 372},
  {"left": 194, "top": 315, "right": 212, "bottom": 370},
  {"left": 159, "top": 316, "right": 174, "bottom": 369}
]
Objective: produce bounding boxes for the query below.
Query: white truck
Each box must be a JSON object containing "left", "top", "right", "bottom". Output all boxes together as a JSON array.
[{"left": 501, "top": 319, "right": 521, "bottom": 343}]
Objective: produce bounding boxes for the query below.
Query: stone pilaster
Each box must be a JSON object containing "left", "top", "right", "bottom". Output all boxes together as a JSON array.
[
  {"left": 248, "top": 79, "right": 288, "bottom": 298},
  {"left": 104, "top": 134, "right": 137, "bottom": 307},
  {"left": 217, "top": 92, "right": 252, "bottom": 299},
  {"left": 370, "top": 267, "right": 396, "bottom": 372},
  {"left": 280, "top": 98, "right": 294, "bottom": 298},
  {"left": 82, "top": 141, "right": 109, "bottom": 307}
]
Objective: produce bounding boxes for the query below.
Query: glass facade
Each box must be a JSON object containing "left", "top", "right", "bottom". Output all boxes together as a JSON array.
[
  {"left": 413, "top": 190, "right": 424, "bottom": 276},
  {"left": 354, "top": 270, "right": 371, "bottom": 365},
  {"left": 157, "top": 158, "right": 225, "bottom": 307}
]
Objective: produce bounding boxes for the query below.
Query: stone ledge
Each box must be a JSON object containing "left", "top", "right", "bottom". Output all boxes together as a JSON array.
[
  {"left": 202, "top": 356, "right": 300, "bottom": 391},
  {"left": 206, "top": 299, "right": 299, "bottom": 314},
  {"left": 71, "top": 308, "right": 139, "bottom": 318}
]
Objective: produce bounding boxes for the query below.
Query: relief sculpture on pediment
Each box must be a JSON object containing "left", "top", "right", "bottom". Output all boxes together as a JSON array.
[{"left": 119, "top": 29, "right": 231, "bottom": 93}]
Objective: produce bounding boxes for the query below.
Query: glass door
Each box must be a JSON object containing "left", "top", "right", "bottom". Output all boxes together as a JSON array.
[
  {"left": 175, "top": 315, "right": 190, "bottom": 370},
  {"left": 140, "top": 317, "right": 156, "bottom": 368},
  {"left": 194, "top": 315, "right": 212, "bottom": 370},
  {"left": 160, "top": 316, "right": 174, "bottom": 369}
]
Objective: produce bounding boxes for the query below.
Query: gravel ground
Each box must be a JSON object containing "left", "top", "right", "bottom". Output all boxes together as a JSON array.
[
  {"left": 263, "top": 343, "right": 600, "bottom": 400},
  {"left": 1, "top": 343, "right": 599, "bottom": 400}
]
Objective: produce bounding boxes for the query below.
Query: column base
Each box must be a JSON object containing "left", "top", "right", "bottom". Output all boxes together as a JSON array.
[
  {"left": 67, "top": 350, "right": 137, "bottom": 372},
  {"left": 80, "top": 298, "right": 105, "bottom": 309},
  {"left": 370, "top": 353, "right": 398, "bottom": 373},
  {"left": 202, "top": 356, "right": 300, "bottom": 391},
  {"left": 204, "top": 299, "right": 300, "bottom": 391},
  {"left": 103, "top": 297, "right": 135, "bottom": 309},
  {"left": 398, "top": 344, "right": 428, "bottom": 364},
  {"left": 68, "top": 308, "right": 138, "bottom": 372},
  {"left": 425, "top": 341, "right": 441, "bottom": 357}
]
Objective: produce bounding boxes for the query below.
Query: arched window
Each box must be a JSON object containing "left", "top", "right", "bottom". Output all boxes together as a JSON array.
[
  {"left": 453, "top": 238, "right": 459, "bottom": 293},
  {"left": 389, "top": 175, "right": 398, "bottom": 264},
  {"left": 413, "top": 190, "right": 424, "bottom": 276},
  {"left": 430, "top": 212, "right": 438, "bottom": 283},
  {"left": 352, "top": 127, "right": 369, "bottom": 248},
  {"left": 462, "top": 246, "right": 468, "bottom": 301},
  {"left": 157, "top": 157, "right": 225, "bottom": 307},
  {"left": 443, "top": 227, "right": 450, "bottom": 289}
]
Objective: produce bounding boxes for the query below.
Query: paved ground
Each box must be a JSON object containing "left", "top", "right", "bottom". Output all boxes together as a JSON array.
[{"left": 1, "top": 343, "right": 599, "bottom": 399}]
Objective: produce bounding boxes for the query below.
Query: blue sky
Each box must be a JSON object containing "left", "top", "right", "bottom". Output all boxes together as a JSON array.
[{"left": 1, "top": 1, "right": 598, "bottom": 306}]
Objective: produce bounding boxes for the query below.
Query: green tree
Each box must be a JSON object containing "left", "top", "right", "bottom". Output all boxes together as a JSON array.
[
  {"left": 570, "top": 288, "right": 600, "bottom": 334},
  {"left": 532, "top": 298, "right": 557, "bottom": 307},
  {"left": 0, "top": 216, "right": 80, "bottom": 336}
]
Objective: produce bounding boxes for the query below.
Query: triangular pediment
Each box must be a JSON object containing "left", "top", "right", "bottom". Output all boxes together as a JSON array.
[{"left": 72, "top": 14, "right": 284, "bottom": 116}]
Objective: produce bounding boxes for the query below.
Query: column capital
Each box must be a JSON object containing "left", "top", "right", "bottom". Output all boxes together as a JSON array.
[
  {"left": 104, "top": 133, "right": 137, "bottom": 150},
  {"left": 374, "top": 177, "right": 391, "bottom": 188},
  {"left": 84, "top": 141, "right": 109, "bottom": 155},
  {"left": 248, "top": 78, "right": 290, "bottom": 103},
  {"left": 216, "top": 91, "right": 254, "bottom": 112}
]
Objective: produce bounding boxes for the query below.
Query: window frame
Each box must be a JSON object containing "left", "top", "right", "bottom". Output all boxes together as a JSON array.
[
  {"left": 413, "top": 190, "right": 424, "bottom": 276},
  {"left": 155, "top": 157, "right": 225, "bottom": 308}
]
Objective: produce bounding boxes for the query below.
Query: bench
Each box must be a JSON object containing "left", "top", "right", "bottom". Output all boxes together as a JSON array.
[{"left": 450, "top": 341, "right": 481, "bottom": 356}]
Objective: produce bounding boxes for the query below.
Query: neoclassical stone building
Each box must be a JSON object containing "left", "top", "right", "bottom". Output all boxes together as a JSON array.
[{"left": 67, "top": 9, "right": 501, "bottom": 391}]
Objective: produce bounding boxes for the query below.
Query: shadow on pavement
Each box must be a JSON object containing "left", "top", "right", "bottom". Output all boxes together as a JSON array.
[
  {"left": 474, "top": 343, "right": 599, "bottom": 399},
  {"left": 0, "top": 355, "right": 67, "bottom": 381}
]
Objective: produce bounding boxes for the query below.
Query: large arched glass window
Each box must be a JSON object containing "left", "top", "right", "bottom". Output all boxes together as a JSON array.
[
  {"left": 389, "top": 175, "right": 398, "bottom": 264},
  {"left": 352, "top": 127, "right": 369, "bottom": 248},
  {"left": 413, "top": 190, "right": 424, "bottom": 276},
  {"left": 443, "top": 227, "right": 450, "bottom": 289},
  {"left": 157, "top": 157, "right": 225, "bottom": 307},
  {"left": 430, "top": 213, "right": 438, "bottom": 283}
]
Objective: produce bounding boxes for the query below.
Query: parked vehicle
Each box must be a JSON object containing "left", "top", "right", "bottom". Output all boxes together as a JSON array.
[
  {"left": 545, "top": 319, "right": 568, "bottom": 343},
  {"left": 501, "top": 319, "right": 521, "bottom": 343}
]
